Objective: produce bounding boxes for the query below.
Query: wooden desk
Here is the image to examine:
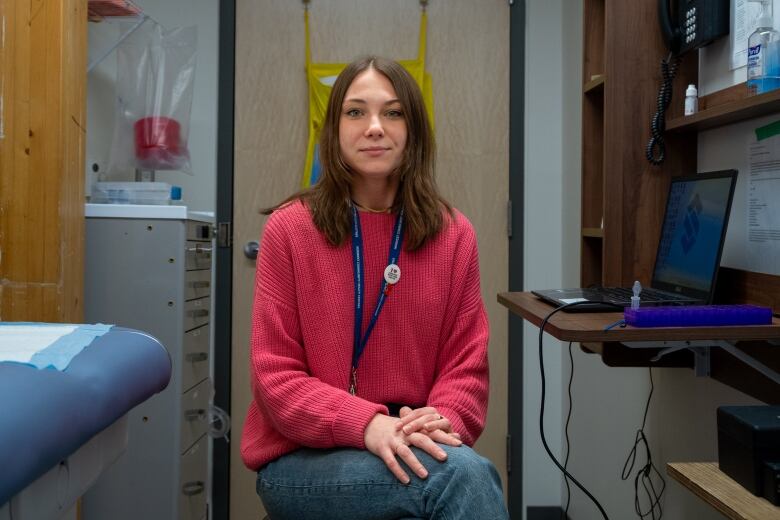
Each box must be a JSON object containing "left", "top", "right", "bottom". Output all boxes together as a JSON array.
[
  {"left": 497, "top": 292, "right": 780, "bottom": 403},
  {"left": 667, "top": 463, "right": 780, "bottom": 520},
  {"left": 499, "top": 291, "right": 780, "bottom": 517},
  {"left": 498, "top": 292, "right": 780, "bottom": 343}
]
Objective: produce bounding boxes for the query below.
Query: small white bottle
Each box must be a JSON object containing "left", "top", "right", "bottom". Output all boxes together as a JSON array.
[
  {"left": 684, "top": 84, "right": 698, "bottom": 116},
  {"left": 631, "top": 280, "right": 642, "bottom": 309}
]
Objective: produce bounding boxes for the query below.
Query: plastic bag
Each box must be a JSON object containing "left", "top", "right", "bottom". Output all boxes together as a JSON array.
[{"left": 108, "top": 22, "right": 197, "bottom": 175}]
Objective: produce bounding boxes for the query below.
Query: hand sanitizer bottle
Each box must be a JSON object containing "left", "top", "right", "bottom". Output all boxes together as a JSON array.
[{"left": 748, "top": 0, "right": 780, "bottom": 95}]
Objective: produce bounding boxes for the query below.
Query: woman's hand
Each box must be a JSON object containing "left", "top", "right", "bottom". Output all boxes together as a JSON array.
[
  {"left": 396, "top": 406, "right": 463, "bottom": 446},
  {"left": 363, "top": 413, "right": 448, "bottom": 484}
]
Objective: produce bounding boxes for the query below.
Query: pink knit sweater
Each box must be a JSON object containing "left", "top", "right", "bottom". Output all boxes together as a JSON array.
[{"left": 240, "top": 201, "right": 489, "bottom": 471}]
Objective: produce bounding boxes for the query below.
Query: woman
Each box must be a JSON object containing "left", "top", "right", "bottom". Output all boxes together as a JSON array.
[{"left": 241, "top": 56, "right": 509, "bottom": 520}]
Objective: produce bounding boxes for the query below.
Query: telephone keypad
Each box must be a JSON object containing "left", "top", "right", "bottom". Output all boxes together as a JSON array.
[
  {"left": 676, "top": 0, "right": 730, "bottom": 54},
  {"left": 685, "top": 8, "right": 697, "bottom": 45}
]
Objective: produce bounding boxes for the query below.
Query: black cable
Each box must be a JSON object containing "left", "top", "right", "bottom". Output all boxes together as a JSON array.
[
  {"left": 539, "top": 301, "right": 616, "bottom": 520},
  {"left": 563, "top": 341, "right": 574, "bottom": 520},
  {"left": 620, "top": 368, "right": 667, "bottom": 519},
  {"left": 646, "top": 53, "right": 681, "bottom": 166}
]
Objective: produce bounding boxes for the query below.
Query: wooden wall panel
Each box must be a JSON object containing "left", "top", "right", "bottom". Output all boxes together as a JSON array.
[
  {"left": 0, "top": 0, "right": 87, "bottom": 322},
  {"left": 602, "top": 0, "right": 697, "bottom": 287},
  {"left": 582, "top": 0, "right": 605, "bottom": 83}
]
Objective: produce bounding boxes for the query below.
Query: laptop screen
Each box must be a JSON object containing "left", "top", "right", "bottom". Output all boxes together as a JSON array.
[{"left": 651, "top": 170, "right": 737, "bottom": 301}]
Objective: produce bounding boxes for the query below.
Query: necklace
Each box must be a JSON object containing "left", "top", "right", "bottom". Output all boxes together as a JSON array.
[{"left": 351, "top": 200, "right": 393, "bottom": 214}]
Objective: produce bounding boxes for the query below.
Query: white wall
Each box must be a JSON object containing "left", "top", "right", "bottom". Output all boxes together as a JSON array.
[
  {"left": 86, "top": 0, "right": 219, "bottom": 212},
  {"left": 698, "top": 14, "right": 780, "bottom": 273},
  {"left": 521, "top": 2, "right": 767, "bottom": 519},
  {"left": 523, "top": 0, "right": 570, "bottom": 512}
]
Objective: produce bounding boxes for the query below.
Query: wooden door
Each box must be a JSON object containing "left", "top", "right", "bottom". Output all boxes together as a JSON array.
[
  {"left": 232, "top": 2, "right": 509, "bottom": 516},
  {"left": 0, "top": 0, "right": 87, "bottom": 322}
]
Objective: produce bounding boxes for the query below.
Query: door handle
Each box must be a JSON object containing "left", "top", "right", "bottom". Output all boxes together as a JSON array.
[
  {"left": 182, "top": 481, "right": 205, "bottom": 496},
  {"left": 186, "top": 352, "right": 209, "bottom": 362},
  {"left": 244, "top": 241, "right": 259, "bottom": 259},
  {"left": 185, "top": 409, "right": 206, "bottom": 421}
]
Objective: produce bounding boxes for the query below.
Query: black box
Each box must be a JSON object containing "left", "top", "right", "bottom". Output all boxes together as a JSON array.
[
  {"left": 717, "top": 406, "right": 780, "bottom": 496},
  {"left": 764, "top": 461, "right": 780, "bottom": 506}
]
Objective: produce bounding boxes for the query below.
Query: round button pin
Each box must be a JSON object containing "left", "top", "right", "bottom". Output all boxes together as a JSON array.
[{"left": 384, "top": 264, "right": 401, "bottom": 285}]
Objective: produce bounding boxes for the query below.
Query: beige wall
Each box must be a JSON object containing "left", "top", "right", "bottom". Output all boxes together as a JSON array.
[{"left": 231, "top": 1, "right": 509, "bottom": 517}]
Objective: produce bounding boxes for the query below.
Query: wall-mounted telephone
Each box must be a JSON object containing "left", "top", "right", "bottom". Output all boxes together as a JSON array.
[
  {"left": 658, "top": 0, "right": 730, "bottom": 55},
  {"left": 647, "top": 0, "right": 730, "bottom": 165}
]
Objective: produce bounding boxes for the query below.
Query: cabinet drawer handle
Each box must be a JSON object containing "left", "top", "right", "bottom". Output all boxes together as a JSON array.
[
  {"left": 185, "top": 409, "right": 206, "bottom": 421},
  {"left": 186, "top": 352, "right": 208, "bottom": 362},
  {"left": 182, "top": 481, "right": 205, "bottom": 496},
  {"left": 190, "top": 281, "right": 210, "bottom": 288},
  {"left": 189, "top": 309, "right": 209, "bottom": 318},
  {"left": 187, "top": 246, "right": 213, "bottom": 253}
]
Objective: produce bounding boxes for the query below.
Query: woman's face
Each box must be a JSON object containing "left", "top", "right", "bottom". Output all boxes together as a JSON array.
[{"left": 338, "top": 68, "right": 408, "bottom": 183}]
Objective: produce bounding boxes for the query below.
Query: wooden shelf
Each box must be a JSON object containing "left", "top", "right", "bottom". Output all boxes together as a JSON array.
[
  {"left": 668, "top": 85, "right": 780, "bottom": 133},
  {"left": 582, "top": 227, "right": 604, "bottom": 238},
  {"left": 667, "top": 462, "right": 780, "bottom": 520},
  {"left": 496, "top": 292, "right": 780, "bottom": 343},
  {"left": 497, "top": 292, "right": 780, "bottom": 402},
  {"left": 88, "top": 0, "right": 141, "bottom": 21},
  {"left": 714, "top": 267, "right": 780, "bottom": 311},
  {"left": 583, "top": 75, "right": 605, "bottom": 94}
]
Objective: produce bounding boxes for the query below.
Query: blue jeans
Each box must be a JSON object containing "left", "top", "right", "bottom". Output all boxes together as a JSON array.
[{"left": 256, "top": 444, "right": 509, "bottom": 520}]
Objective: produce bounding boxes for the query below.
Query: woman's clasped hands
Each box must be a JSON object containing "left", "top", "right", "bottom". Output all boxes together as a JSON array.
[{"left": 363, "top": 406, "right": 463, "bottom": 484}]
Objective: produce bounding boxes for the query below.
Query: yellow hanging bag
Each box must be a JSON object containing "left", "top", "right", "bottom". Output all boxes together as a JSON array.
[{"left": 302, "top": 9, "right": 435, "bottom": 187}]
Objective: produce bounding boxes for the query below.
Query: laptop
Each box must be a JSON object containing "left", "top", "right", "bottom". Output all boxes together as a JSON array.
[{"left": 533, "top": 170, "right": 738, "bottom": 312}]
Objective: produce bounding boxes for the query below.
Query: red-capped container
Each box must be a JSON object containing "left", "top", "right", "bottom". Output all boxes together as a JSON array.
[{"left": 134, "top": 116, "right": 184, "bottom": 169}]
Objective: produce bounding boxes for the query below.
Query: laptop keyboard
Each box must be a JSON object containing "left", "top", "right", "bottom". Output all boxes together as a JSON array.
[{"left": 587, "top": 287, "right": 690, "bottom": 303}]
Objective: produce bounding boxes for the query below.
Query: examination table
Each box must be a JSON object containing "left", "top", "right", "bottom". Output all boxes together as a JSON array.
[{"left": 0, "top": 326, "right": 171, "bottom": 519}]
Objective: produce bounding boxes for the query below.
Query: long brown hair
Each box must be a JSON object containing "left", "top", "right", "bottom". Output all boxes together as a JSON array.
[{"left": 265, "top": 56, "right": 451, "bottom": 251}]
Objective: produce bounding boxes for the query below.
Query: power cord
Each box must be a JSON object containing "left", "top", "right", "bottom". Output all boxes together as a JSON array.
[
  {"left": 646, "top": 52, "right": 681, "bottom": 166},
  {"left": 562, "top": 341, "right": 574, "bottom": 520},
  {"left": 539, "top": 301, "right": 614, "bottom": 520},
  {"left": 620, "top": 368, "right": 666, "bottom": 519}
]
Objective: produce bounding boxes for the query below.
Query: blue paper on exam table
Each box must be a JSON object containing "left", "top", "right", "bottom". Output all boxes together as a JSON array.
[
  {"left": 0, "top": 327, "right": 171, "bottom": 506},
  {"left": 0, "top": 322, "right": 113, "bottom": 370}
]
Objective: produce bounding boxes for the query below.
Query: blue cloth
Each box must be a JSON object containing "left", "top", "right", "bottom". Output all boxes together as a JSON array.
[
  {"left": 256, "top": 444, "right": 509, "bottom": 519},
  {"left": 30, "top": 323, "right": 113, "bottom": 370}
]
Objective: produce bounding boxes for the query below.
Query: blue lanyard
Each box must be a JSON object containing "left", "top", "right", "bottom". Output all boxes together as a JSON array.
[{"left": 350, "top": 204, "right": 404, "bottom": 395}]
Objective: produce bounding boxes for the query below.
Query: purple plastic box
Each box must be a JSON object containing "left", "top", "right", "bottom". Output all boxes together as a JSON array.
[{"left": 623, "top": 305, "right": 773, "bottom": 328}]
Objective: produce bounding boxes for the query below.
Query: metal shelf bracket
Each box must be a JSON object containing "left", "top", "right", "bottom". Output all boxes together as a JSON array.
[{"left": 623, "top": 339, "right": 780, "bottom": 385}]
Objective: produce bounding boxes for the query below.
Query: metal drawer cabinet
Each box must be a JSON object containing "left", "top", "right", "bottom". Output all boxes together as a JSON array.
[
  {"left": 179, "top": 435, "right": 208, "bottom": 520},
  {"left": 185, "top": 269, "right": 211, "bottom": 301},
  {"left": 182, "top": 325, "right": 210, "bottom": 392},
  {"left": 180, "top": 378, "right": 212, "bottom": 454},
  {"left": 186, "top": 241, "right": 213, "bottom": 270},
  {"left": 83, "top": 212, "right": 214, "bottom": 520}
]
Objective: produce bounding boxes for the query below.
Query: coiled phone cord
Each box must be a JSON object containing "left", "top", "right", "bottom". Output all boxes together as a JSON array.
[{"left": 646, "top": 53, "right": 681, "bottom": 165}]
